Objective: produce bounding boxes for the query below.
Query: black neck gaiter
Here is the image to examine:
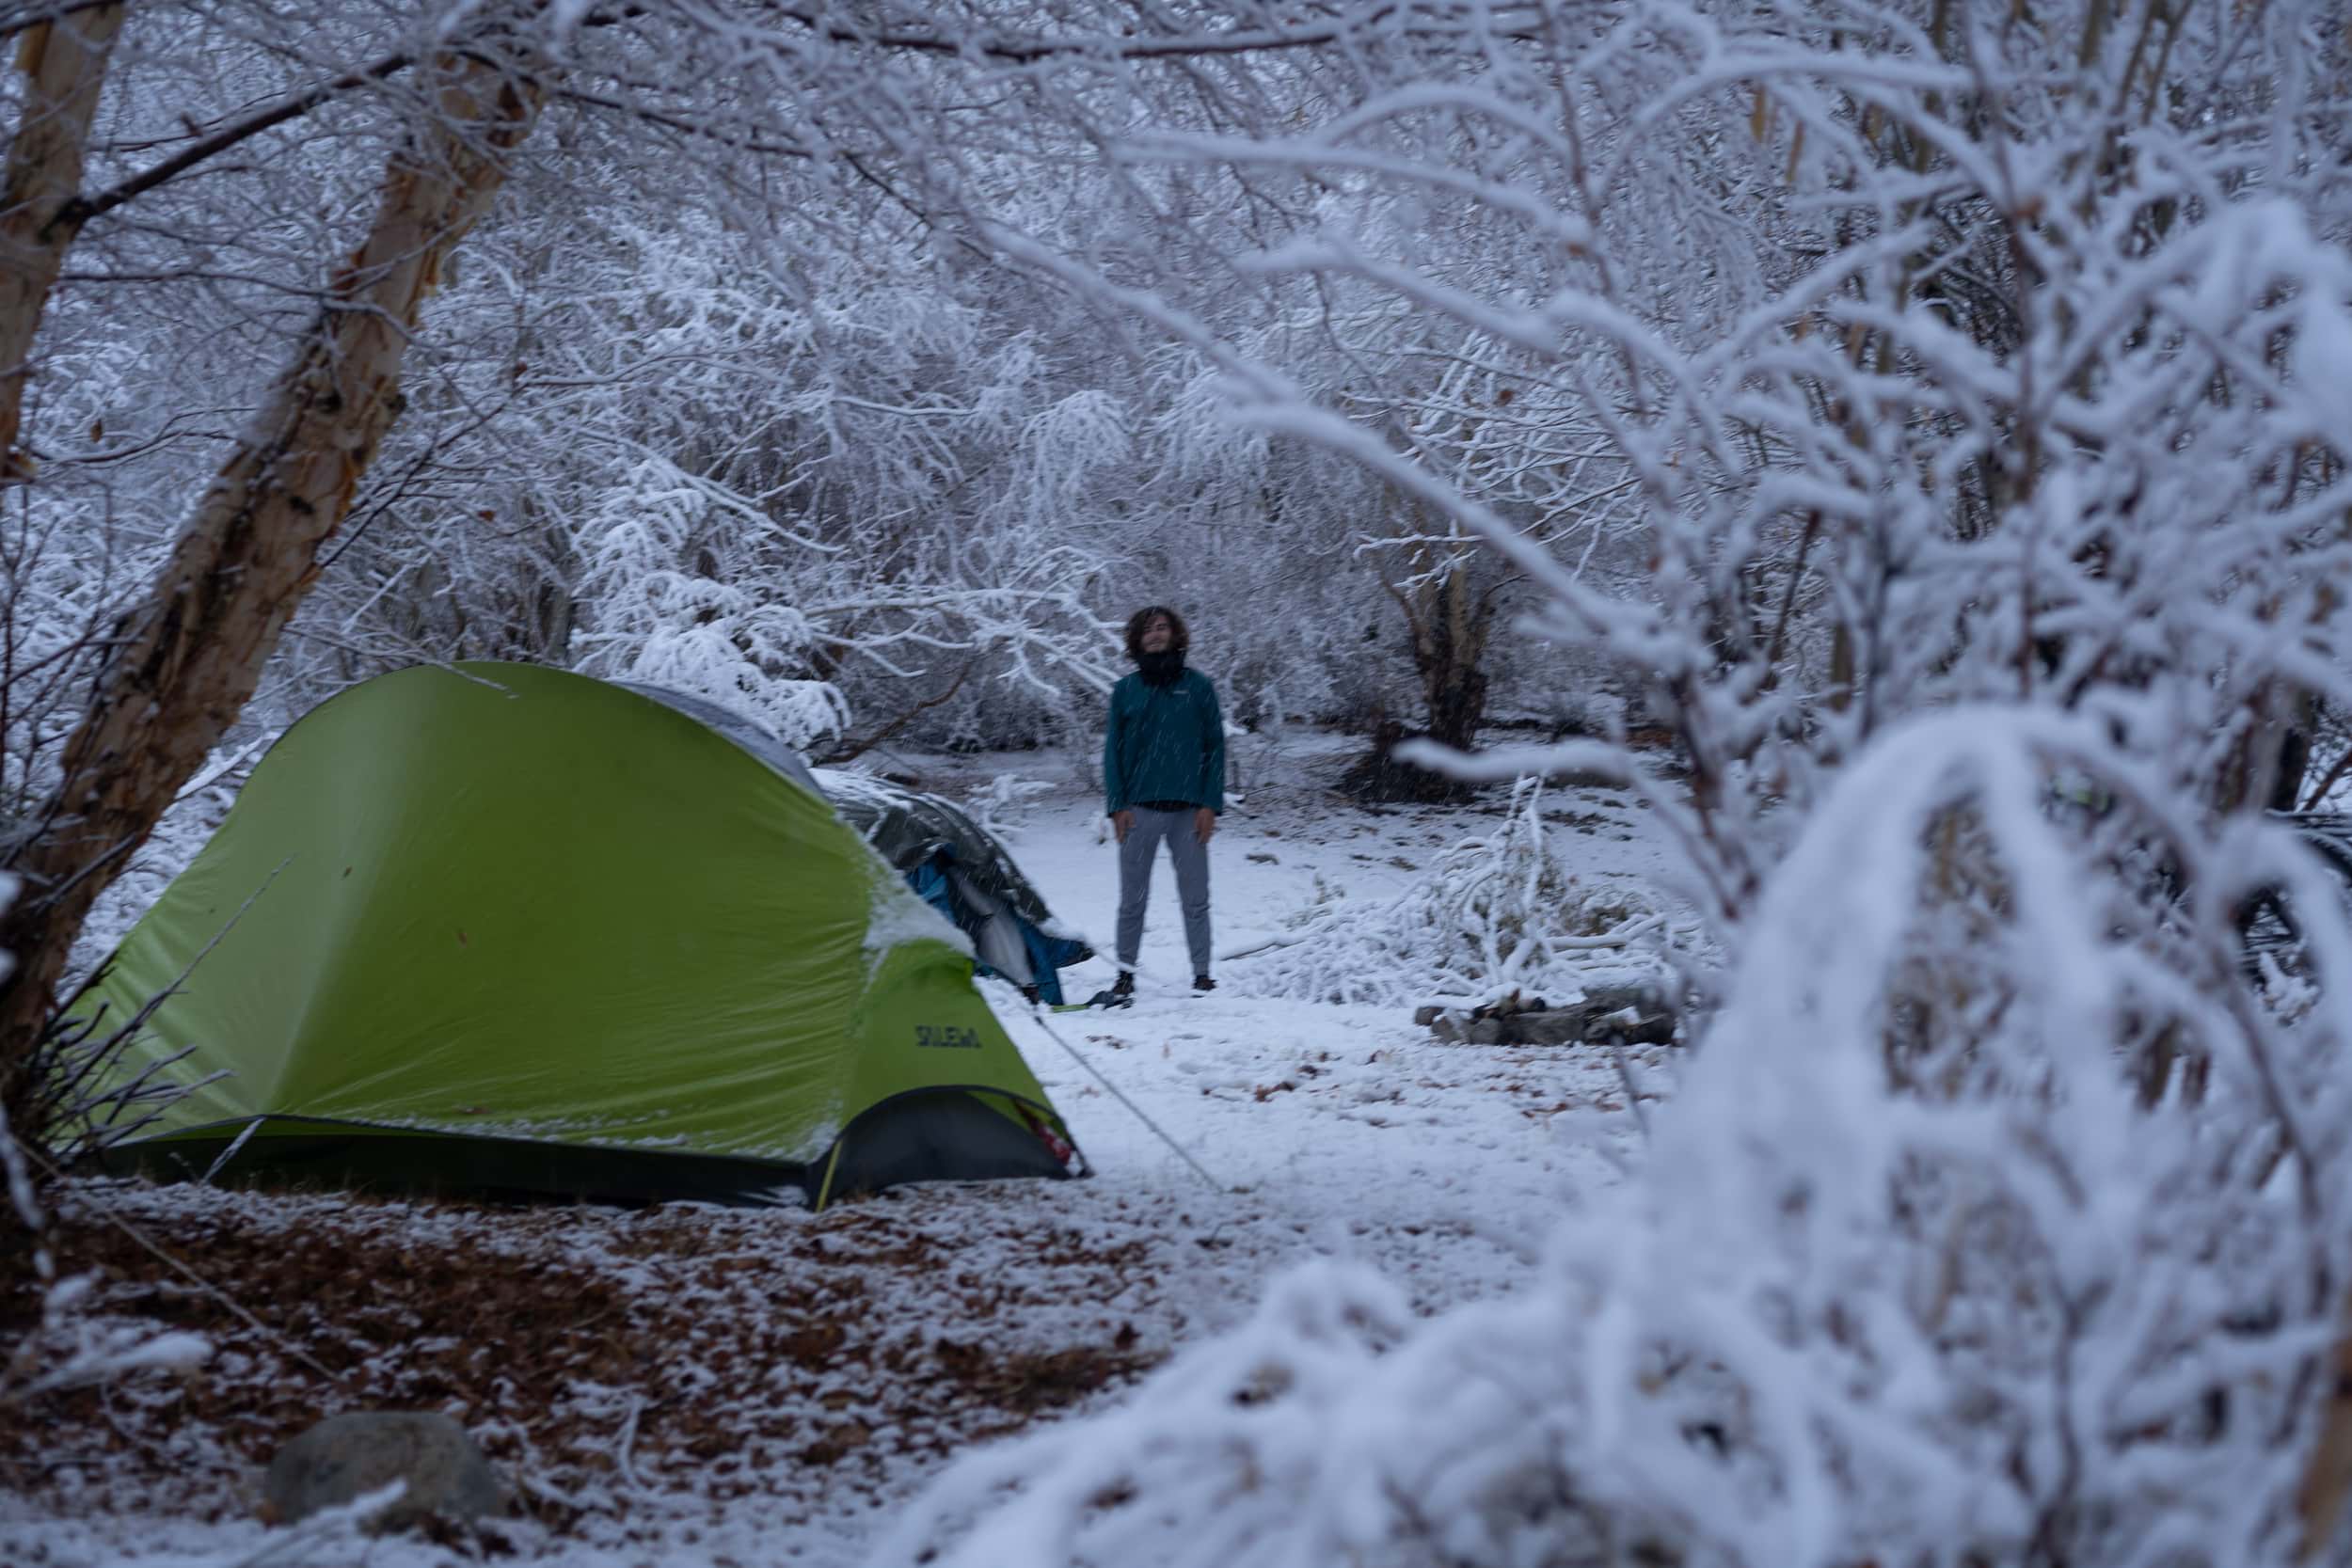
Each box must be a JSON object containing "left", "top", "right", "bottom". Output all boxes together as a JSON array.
[{"left": 1136, "top": 650, "right": 1185, "bottom": 688}]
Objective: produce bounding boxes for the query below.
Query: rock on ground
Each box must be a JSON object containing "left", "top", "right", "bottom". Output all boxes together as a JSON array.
[{"left": 262, "top": 1410, "right": 505, "bottom": 1531}]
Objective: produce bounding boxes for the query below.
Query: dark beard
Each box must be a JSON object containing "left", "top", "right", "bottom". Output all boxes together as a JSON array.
[{"left": 1136, "top": 649, "right": 1185, "bottom": 687}]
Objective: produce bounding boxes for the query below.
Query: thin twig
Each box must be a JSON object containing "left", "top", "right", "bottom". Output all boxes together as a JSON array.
[{"left": 15, "top": 1141, "right": 345, "bottom": 1385}]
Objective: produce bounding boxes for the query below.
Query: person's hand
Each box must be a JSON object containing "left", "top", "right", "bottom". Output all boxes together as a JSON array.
[
  {"left": 1194, "top": 806, "right": 1216, "bottom": 845},
  {"left": 1112, "top": 809, "right": 1134, "bottom": 845}
]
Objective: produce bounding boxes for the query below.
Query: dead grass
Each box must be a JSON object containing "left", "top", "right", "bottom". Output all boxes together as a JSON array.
[{"left": 1, "top": 1180, "right": 1163, "bottom": 1534}]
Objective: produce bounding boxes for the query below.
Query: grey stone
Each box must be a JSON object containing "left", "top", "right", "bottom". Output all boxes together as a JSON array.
[
  {"left": 1503, "top": 1009, "right": 1588, "bottom": 1044},
  {"left": 262, "top": 1411, "right": 505, "bottom": 1531},
  {"left": 1429, "top": 1014, "right": 1509, "bottom": 1044}
]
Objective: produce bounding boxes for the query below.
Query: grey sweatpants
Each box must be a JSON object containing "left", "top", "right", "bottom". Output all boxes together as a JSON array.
[{"left": 1116, "top": 806, "right": 1212, "bottom": 975}]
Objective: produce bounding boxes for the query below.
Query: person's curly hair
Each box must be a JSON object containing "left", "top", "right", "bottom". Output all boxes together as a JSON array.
[{"left": 1122, "top": 605, "right": 1190, "bottom": 662}]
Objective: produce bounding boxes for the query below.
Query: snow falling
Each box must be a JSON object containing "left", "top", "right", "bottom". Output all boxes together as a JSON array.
[{"left": 7, "top": 2, "right": 2352, "bottom": 1566}]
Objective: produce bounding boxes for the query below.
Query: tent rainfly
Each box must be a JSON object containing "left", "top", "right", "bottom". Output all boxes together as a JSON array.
[{"left": 69, "top": 662, "right": 1084, "bottom": 1207}]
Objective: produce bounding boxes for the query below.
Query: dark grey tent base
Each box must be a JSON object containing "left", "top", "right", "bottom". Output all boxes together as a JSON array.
[
  {"left": 822, "top": 1088, "right": 1079, "bottom": 1201},
  {"left": 93, "top": 1091, "right": 1078, "bottom": 1210},
  {"left": 95, "top": 1123, "right": 817, "bottom": 1208}
]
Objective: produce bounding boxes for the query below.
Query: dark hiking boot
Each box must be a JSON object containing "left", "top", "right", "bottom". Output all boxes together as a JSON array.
[
  {"left": 1193, "top": 974, "right": 1216, "bottom": 993},
  {"left": 1110, "top": 972, "right": 1135, "bottom": 1000}
]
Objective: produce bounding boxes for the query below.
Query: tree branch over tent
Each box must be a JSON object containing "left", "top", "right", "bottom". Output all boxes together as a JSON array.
[
  {"left": 51, "top": 50, "right": 424, "bottom": 234},
  {"left": 54, "top": 7, "right": 649, "bottom": 235},
  {"left": 820, "top": 652, "right": 983, "bottom": 767},
  {"left": 0, "top": 33, "right": 550, "bottom": 1136},
  {"left": 755, "top": 0, "right": 1553, "bottom": 63}
]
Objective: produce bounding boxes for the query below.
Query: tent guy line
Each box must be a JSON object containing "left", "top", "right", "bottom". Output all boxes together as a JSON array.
[{"left": 1021, "top": 1002, "right": 1226, "bottom": 1194}]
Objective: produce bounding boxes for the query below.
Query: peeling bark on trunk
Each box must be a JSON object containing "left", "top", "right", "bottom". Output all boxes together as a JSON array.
[
  {"left": 0, "top": 47, "right": 546, "bottom": 1136},
  {"left": 0, "top": 3, "right": 127, "bottom": 482}
]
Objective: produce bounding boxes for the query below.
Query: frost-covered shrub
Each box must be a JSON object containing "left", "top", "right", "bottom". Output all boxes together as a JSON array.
[
  {"left": 1226, "top": 780, "right": 1688, "bottom": 1010},
  {"left": 3, "top": 864, "right": 212, "bottom": 1401},
  {"left": 566, "top": 456, "right": 852, "bottom": 752},
  {"left": 0, "top": 1272, "right": 211, "bottom": 1406},
  {"left": 881, "top": 717, "right": 2352, "bottom": 1568}
]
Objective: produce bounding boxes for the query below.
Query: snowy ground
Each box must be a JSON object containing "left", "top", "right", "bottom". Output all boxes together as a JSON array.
[{"left": 3, "top": 732, "right": 1680, "bottom": 1568}]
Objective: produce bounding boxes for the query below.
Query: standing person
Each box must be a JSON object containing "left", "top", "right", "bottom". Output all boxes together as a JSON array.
[{"left": 1103, "top": 607, "right": 1225, "bottom": 997}]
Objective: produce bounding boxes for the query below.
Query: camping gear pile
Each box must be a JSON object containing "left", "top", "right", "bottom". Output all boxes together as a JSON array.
[{"left": 815, "top": 770, "right": 1091, "bottom": 1005}]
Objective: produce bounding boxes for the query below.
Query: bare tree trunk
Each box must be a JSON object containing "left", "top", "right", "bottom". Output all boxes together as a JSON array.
[
  {"left": 0, "top": 44, "right": 546, "bottom": 1138},
  {"left": 2214, "top": 681, "right": 2306, "bottom": 817},
  {"left": 2272, "top": 703, "right": 2313, "bottom": 813},
  {"left": 2298, "top": 1325, "right": 2352, "bottom": 1560},
  {"left": 0, "top": 3, "right": 127, "bottom": 482},
  {"left": 1350, "top": 557, "right": 1496, "bottom": 803},
  {"left": 1823, "top": 618, "right": 1858, "bottom": 717},
  {"left": 1411, "top": 563, "right": 1492, "bottom": 754}
]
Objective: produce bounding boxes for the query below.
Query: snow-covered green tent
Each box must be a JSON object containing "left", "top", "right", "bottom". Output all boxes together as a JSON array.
[{"left": 72, "top": 662, "right": 1083, "bottom": 1207}]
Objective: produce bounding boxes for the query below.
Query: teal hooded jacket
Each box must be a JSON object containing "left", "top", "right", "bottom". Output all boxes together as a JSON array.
[{"left": 1103, "top": 669, "right": 1225, "bottom": 815}]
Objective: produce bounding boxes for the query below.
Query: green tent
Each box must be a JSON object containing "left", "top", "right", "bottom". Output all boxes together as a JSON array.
[{"left": 70, "top": 661, "right": 1084, "bottom": 1207}]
